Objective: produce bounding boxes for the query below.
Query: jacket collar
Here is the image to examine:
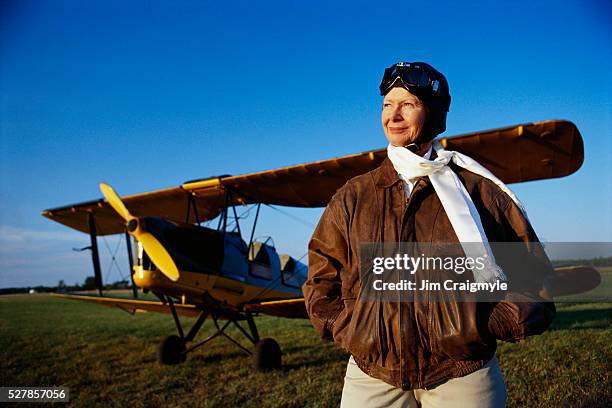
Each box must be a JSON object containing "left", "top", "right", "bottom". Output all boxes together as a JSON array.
[
  {"left": 374, "top": 157, "right": 402, "bottom": 188},
  {"left": 374, "top": 149, "right": 439, "bottom": 188}
]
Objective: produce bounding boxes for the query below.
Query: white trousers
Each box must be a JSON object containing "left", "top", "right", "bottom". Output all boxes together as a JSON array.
[{"left": 340, "top": 355, "right": 507, "bottom": 408}]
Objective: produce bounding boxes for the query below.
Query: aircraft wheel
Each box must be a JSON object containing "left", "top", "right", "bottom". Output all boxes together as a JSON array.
[
  {"left": 157, "top": 335, "right": 186, "bottom": 365},
  {"left": 252, "top": 338, "right": 282, "bottom": 371}
]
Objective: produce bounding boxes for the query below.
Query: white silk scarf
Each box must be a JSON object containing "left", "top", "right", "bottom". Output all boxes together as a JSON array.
[{"left": 387, "top": 140, "right": 528, "bottom": 283}]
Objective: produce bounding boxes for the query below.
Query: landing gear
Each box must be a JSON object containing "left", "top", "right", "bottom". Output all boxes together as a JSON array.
[
  {"left": 157, "top": 335, "right": 186, "bottom": 365},
  {"left": 158, "top": 294, "right": 282, "bottom": 370},
  {"left": 252, "top": 338, "right": 282, "bottom": 371}
]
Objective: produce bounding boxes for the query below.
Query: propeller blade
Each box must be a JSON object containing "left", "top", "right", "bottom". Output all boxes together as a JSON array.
[
  {"left": 99, "top": 182, "right": 180, "bottom": 282},
  {"left": 137, "top": 232, "right": 180, "bottom": 282},
  {"left": 100, "top": 182, "right": 131, "bottom": 221}
]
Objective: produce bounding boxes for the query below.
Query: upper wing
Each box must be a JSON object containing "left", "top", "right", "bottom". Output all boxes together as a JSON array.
[
  {"left": 52, "top": 293, "right": 201, "bottom": 317},
  {"left": 42, "top": 120, "right": 583, "bottom": 235}
]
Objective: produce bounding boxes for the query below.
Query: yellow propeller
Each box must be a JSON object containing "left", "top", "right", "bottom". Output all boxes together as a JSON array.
[{"left": 99, "top": 182, "right": 180, "bottom": 282}]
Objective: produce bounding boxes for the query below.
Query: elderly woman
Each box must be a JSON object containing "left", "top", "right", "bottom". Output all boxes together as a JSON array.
[{"left": 303, "top": 62, "right": 555, "bottom": 408}]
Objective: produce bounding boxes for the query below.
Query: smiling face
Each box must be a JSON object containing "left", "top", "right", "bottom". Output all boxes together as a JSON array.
[{"left": 381, "top": 86, "right": 427, "bottom": 147}]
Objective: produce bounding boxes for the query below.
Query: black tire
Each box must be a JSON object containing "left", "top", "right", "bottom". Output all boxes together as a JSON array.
[
  {"left": 252, "top": 338, "right": 282, "bottom": 371},
  {"left": 157, "top": 335, "right": 186, "bottom": 365}
]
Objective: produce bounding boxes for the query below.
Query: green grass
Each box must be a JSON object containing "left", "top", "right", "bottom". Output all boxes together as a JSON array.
[{"left": 1, "top": 291, "right": 610, "bottom": 407}]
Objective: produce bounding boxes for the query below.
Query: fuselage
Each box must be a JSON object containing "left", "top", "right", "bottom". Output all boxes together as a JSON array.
[{"left": 132, "top": 218, "right": 307, "bottom": 309}]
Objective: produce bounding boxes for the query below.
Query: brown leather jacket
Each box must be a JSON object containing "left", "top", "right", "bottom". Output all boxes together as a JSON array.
[{"left": 303, "top": 157, "right": 556, "bottom": 390}]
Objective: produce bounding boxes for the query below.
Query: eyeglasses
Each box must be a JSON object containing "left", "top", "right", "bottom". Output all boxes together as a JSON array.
[{"left": 379, "top": 62, "right": 441, "bottom": 96}]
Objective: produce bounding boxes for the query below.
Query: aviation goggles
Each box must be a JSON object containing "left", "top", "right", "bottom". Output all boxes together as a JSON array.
[{"left": 379, "top": 62, "right": 442, "bottom": 97}]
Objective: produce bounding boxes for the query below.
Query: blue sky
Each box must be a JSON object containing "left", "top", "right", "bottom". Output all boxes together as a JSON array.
[{"left": 1, "top": 0, "right": 611, "bottom": 288}]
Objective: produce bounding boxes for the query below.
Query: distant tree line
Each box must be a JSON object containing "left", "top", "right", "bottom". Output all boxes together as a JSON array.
[
  {"left": 0, "top": 277, "right": 132, "bottom": 295},
  {"left": 551, "top": 256, "right": 612, "bottom": 267},
  {"left": 3, "top": 256, "right": 611, "bottom": 295}
]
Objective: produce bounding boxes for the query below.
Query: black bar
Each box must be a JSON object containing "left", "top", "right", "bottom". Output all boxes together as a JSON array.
[
  {"left": 185, "top": 311, "right": 208, "bottom": 342},
  {"left": 166, "top": 296, "right": 185, "bottom": 339},
  {"left": 191, "top": 195, "right": 200, "bottom": 225},
  {"left": 222, "top": 208, "right": 228, "bottom": 234},
  {"left": 213, "top": 316, "right": 253, "bottom": 355},
  {"left": 245, "top": 312, "right": 260, "bottom": 344},
  {"left": 217, "top": 208, "right": 224, "bottom": 231},
  {"left": 185, "top": 195, "right": 191, "bottom": 224},
  {"left": 222, "top": 191, "right": 230, "bottom": 234},
  {"left": 87, "top": 213, "right": 103, "bottom": 295},
  {"left": 248, "top": 204, "right": 261, "bottom": 254},
  {"left": 231, "top": 205, "right": 242, "bottom": 238},
  {"left": 232, "top": 317, "right": 256, "bottom": 344},
  {"left": 125, "top": 232, "right": 137, "bottom": 298}
]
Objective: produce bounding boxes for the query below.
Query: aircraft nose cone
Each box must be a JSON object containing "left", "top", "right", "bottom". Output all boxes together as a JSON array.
[{"left": 127, "top": 218, "right": 139, "bottom": 232}]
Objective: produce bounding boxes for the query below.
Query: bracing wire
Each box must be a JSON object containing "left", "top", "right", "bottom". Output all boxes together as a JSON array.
[
  {"left": 264, "top": 204, "right": 317, "bottom": 229},
  {"left": 101, "top": 233, "right": 126, "bottom": 284}
]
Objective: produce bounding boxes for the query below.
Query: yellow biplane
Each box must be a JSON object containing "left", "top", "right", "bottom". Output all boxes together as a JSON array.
[{"left": 43, "top": 119, "right": 599, "bottom": 370}]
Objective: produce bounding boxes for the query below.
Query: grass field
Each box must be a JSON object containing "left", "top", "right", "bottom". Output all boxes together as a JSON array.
[{"left": 1, "top": 270, "right": 611, "bottom": 407}]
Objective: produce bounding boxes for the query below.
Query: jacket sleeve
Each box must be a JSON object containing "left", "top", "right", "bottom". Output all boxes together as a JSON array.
[
  {"left": 302, "top": 200, "right": 349, "bottom": 341},
  {"left": 486, "top": 191, "right": 556, "bottom": 342}
]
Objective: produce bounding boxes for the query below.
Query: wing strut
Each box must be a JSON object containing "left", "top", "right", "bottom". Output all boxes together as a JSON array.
[
  {"left": 124, "top": 232, "right": 137, "bottom": 298},
  {"left": 247, "top": 203, "right": 261, "bottom": 255},
  {"left": 87, "top": 213, "right": 103, "bottom": 295},
  {"left": 185, "top": 194, "right": 201, "bottom": 225}
]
